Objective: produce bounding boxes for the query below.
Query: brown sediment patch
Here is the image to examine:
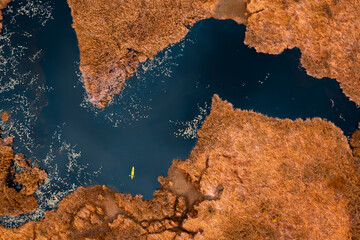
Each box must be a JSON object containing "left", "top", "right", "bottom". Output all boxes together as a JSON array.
[
  {"left": 159, "top": 167, "right": 203, "bottom": 206},
  {"left": 213, "top": 0, "right": 247, "bottom": 24},
  {"left": 1, "top": 95, "right": 359, "bottom": 239},
  {"left": 1, "top": 111, "right": 9, "bottom": 122}
]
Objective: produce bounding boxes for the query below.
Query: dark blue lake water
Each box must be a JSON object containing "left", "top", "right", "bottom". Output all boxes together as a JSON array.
[{"left": 1, "top": 0, "right": 359, "bottom": 227}]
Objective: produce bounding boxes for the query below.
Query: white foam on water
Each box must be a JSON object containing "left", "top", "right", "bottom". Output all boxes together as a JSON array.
[
  {"left": 78, "top": 38, "right": 195, "bottom": 128},
  {"left": 0, "top": 0, "right": 101, "bottom": 228},
  {"left": 169, "top": 102, "right": 209, "bottom": 139}
]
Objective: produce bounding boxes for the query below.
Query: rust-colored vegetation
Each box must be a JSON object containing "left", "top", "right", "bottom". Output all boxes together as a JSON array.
[
  {"left": 1, "top": 95, "right": 359, "bottom": 239},
  {"left": 0, "top": 0, "right": 11, "bottom": 33},
  {"left": 68, "top": 0, "right": 360, "bottom": 107},
  {"left": 350, "top": 129, "right": 360, "bottom": 239},
  {"left": 66, "top": 0, "right": 249, "bottom": 108},
  {"left": 0, "top": 132, "right": 47, "bottom": 217},
  {"left": 1, "top": 111, "right": 9, "bottom": 122},
  {"left": 245, "top": 0, "right": 360, "bottom": 105},
  {"left": 67, "top": 0, "right": 219, "bottom": 108}
]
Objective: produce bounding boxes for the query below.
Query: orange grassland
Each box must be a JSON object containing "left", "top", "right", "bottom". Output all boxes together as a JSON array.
[{"left": 0, "top": 95, "right": 359, "bottom": 239}]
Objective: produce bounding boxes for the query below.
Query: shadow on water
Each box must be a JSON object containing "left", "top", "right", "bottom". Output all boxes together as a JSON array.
[{"left": 0, "top": 0, "right": 359, "bottom": 227}]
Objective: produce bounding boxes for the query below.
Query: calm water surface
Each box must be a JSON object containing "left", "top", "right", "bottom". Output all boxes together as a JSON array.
[{"left": 0, "top": 0, "right": 359, "bottom": 226}]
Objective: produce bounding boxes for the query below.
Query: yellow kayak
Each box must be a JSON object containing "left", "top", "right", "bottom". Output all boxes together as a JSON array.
[{"left": 130, "top": 166, "right": 135, "bottom": 179}]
